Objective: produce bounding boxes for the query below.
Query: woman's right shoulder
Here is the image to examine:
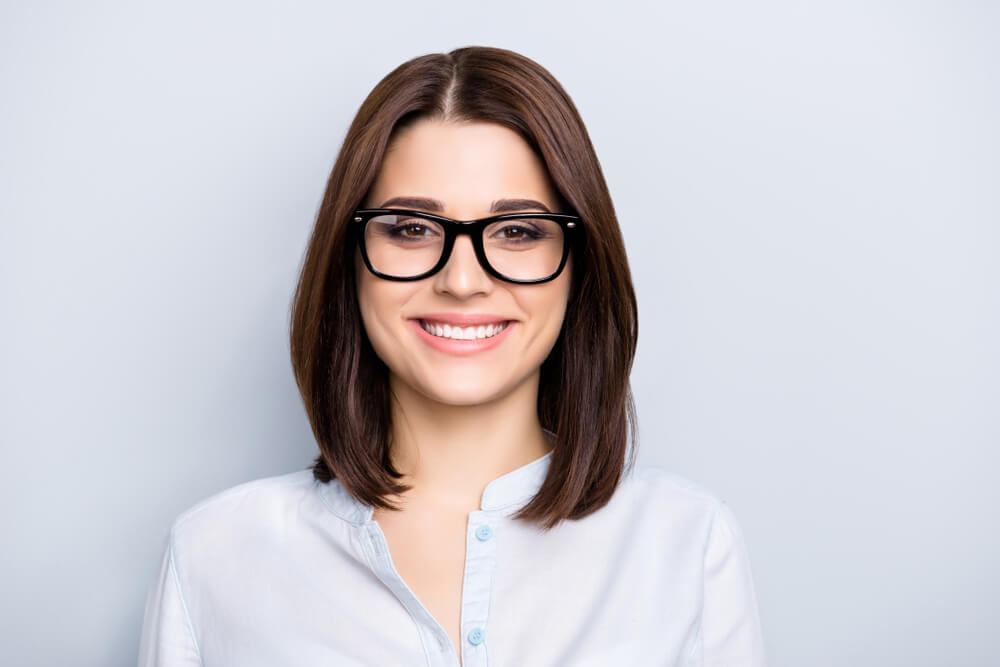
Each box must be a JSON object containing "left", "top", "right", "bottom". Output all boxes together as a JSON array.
[{"left": 166, "top": 468, "right": 326, "bottom": 546}]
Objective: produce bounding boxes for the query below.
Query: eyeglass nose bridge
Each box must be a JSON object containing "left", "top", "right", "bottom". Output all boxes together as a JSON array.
[{"left": 428, "top": 219, "right": 496, "bottom": 280}]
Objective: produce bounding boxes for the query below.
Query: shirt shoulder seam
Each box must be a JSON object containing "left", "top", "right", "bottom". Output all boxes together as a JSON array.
[
  {"left": 685, "top": 500, "right": 723, "bottom": 666},
  {"left": 168, "top": 528, "right": 204, "bottom": 664},
  {"left": 683, "top": 616, "right": 704, "bottom": 666}
]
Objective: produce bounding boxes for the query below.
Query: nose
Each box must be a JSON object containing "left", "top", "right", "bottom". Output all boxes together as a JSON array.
[{"left": 432, "top": 234, "right": 494, "bottom": 298}]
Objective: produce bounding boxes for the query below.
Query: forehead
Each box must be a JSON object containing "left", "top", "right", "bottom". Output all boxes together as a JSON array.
[{"left": 365, "top": 118, "right": 560, "bottom": 215}]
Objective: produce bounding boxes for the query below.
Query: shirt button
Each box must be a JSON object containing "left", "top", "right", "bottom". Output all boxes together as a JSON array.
[
  {"left": 475, "top": 524, "right": 493, "bottom": 541},
  {"left": 467, "top": 627, "right": 485, "bottom": 645}
]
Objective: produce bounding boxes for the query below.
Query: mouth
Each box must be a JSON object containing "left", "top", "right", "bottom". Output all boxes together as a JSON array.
[
  {"left": 408, "top": 317, "right": 516, "bottom": 356},
  {"left": 416, "top": 318, "right": 512, "bottom": 341}
]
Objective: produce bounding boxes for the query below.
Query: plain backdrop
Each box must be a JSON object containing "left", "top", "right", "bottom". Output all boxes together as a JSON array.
[{"left": 1, "top": 1, "right": 997, "bottom": 665}]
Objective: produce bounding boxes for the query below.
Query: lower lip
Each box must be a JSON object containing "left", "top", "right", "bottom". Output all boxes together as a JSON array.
[{"left": 409, "top": 319, "right": 515, "bottom": 356}]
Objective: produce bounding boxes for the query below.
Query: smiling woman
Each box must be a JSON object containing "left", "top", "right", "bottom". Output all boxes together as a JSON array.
[{"left": 138, "top": 46, "right": 766, "bottom": 667}]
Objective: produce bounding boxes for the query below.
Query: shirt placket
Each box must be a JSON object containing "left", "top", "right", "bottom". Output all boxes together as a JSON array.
[
  {"left": 460, "top": 510, "right": 499, "bottom": 667},
  {"left": 359, "top": 511, "right": 501, "bottom": 667}
]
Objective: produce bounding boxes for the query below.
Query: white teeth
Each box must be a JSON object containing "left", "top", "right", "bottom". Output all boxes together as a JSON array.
[{"left": 421, "top": 320, "right": 509, "bottom": 340}]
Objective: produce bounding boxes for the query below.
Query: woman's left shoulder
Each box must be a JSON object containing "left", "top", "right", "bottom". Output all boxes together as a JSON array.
[{"left": 617, "top": 462, "right": 732, "bottom": 526}]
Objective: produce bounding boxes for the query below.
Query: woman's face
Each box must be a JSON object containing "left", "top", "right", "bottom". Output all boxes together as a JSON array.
[{"left": 356, "top": 117, "right": 572, "bottom": 406}]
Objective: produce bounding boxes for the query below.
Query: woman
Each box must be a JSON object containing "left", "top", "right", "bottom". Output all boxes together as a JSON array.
[{"left": 138, "top": 46, "right": 766, "bottom": 666}]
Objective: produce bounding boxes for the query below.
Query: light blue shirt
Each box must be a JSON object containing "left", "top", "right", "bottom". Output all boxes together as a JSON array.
[{"left": 138, "top": 451, "right": 766, "bottom": 666}]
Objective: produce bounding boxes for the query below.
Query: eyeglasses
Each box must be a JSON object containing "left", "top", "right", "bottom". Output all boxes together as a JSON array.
[{"left": 351, "top": 208, "right": 581, "bottom": 284}]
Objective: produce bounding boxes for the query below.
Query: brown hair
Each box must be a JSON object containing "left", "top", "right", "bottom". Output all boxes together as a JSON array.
[{"left": 289, "top": 46, "right": 638, "bottom": 530}]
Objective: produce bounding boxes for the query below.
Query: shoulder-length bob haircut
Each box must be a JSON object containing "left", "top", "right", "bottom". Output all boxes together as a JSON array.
[{"left": 290, "top": 45, "right": 638, "bottom": 530}]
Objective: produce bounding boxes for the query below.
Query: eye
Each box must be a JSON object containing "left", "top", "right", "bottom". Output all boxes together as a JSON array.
[
  {"left": 389, "top": 220, "right": 438, "bottom": 238},
  {"left": 496, "top": 224, "right": 543, "bottom": 240},
  {"left": 400, "top": 224, "right": 427, "bottom": 236}
]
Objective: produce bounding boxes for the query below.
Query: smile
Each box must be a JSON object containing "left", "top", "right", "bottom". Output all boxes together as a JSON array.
[
  {"left": 419, "top": 319, "right": 510, "bottom": 340},
  {"left": 409, "top": 317, "right": 516, "bottom": 356}
]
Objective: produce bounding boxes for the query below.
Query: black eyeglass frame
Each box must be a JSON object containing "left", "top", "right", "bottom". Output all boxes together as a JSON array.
[{"left": 351, "top": 208, "right": 582, "bottom": 284}]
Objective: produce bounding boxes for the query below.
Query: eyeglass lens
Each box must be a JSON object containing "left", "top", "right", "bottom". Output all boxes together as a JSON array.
[{"left": 363, "top": 213, "right": 565, "bottom": 281}]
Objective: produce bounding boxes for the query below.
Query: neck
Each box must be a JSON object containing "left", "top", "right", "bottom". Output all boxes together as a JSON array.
[{"left": 384, "top": 369, "right": 553, "bottom": 513}]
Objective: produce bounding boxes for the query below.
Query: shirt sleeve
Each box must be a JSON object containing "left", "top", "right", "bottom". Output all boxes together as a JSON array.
[
  {"left": 137, "top": 530, "right": 203, "bottom": 667},
  {"left": 700, "top": 500, "right": 767, "bottom": 666}
]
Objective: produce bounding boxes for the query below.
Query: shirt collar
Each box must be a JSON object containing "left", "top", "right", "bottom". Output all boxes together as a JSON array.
[
  {"left": 479, "top": 448, "right": 553, "bottom": 513},
  {"left": 318, "top": 439, "right": 555, "bottom": 525}
]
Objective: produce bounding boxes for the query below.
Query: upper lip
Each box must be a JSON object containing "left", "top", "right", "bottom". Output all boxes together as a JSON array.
[{"left": 413, "top": 312, "right": 513, "bottom": 327}]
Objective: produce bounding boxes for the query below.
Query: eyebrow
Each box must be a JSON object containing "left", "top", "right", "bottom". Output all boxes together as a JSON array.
[{"left": 377, "top": 196, "right": 552, "bottom": 214}]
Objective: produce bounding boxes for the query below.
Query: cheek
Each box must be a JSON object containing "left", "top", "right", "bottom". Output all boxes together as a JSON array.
[
  {"left": 517, "top": 275, "right": 572, "bottom": 345},
  {"left": 355, "top": 269, "right": 420, "bottom": 365},
  {"left": 548, "top": 265, "right": 573, "bottom": 320},
  {"left": 356, "top": 271, "right": 395, "bottom": 350},
  {"left": 549, "top": 282, "right": 572, "bottom": 339}
]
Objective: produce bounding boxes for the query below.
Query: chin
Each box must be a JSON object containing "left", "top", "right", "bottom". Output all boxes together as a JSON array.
[{"left": 417, "top": 380, "right": 510, "bottom": 407}]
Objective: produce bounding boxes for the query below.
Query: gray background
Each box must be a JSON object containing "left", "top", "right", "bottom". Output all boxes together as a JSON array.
[{"left": 1, "top": 1, "right": 996, "bottom": 665}]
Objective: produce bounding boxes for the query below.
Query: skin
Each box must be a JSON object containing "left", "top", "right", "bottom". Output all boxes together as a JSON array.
[{"left": 355, "top": 117, "right": 572, "bottom": 661}]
